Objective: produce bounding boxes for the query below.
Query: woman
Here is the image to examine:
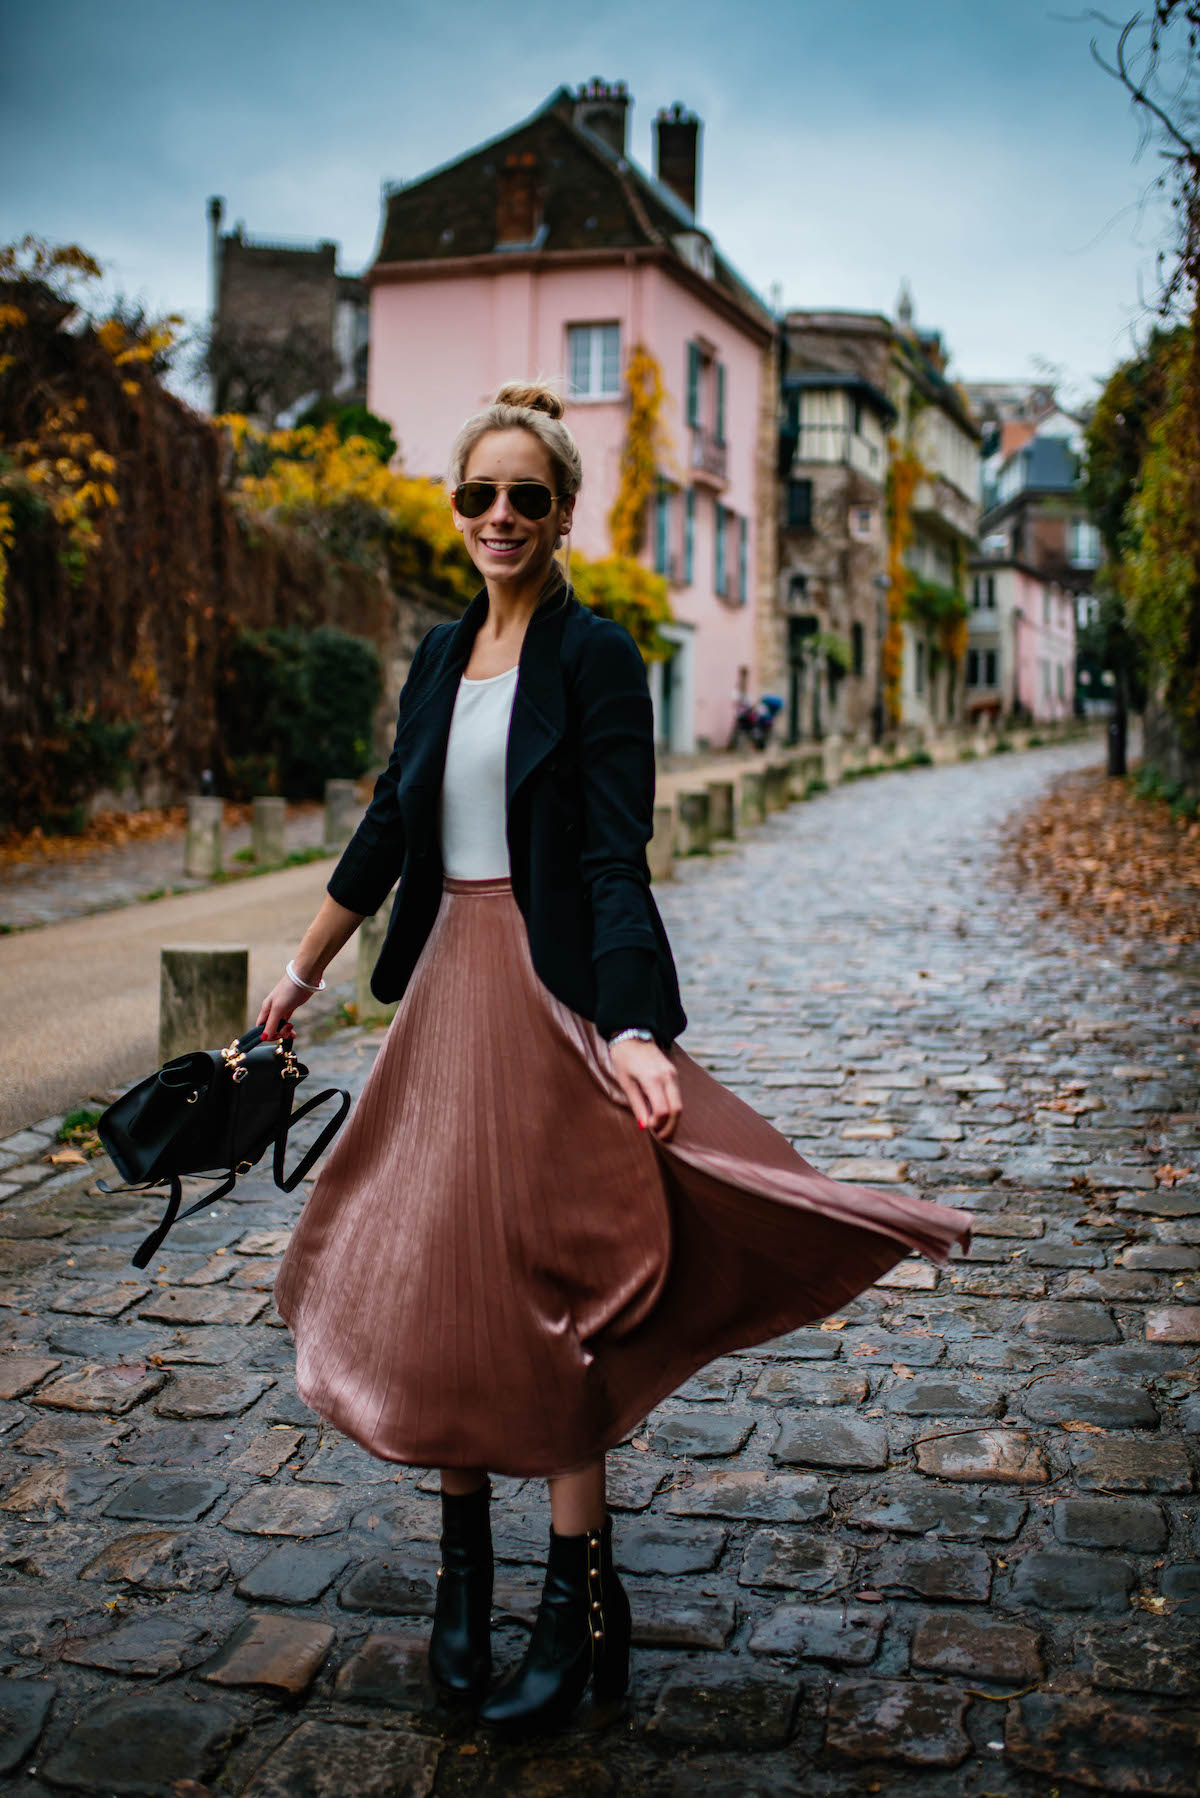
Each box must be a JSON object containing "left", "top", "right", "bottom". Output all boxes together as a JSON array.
[{"left": 259, "top": 382, "right": 971, "bottom": 1734}]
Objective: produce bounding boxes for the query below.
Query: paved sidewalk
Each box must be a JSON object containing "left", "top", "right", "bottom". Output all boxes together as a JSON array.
[{"left": 1, "top": 737, "right": 1197, "bottom": 1795}]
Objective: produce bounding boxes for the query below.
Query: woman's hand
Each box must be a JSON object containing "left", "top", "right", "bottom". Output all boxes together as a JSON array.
[
  {"left": 610, "top": 1038, "right": 682, "bottom": 1141},
  {"left": 257, "top": 971, "right": 314, "bottom": 1043}
]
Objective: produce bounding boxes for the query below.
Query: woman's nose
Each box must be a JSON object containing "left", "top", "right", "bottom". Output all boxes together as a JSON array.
[{"left": 487, "top": 488, "right": 517, "bottom": 524}]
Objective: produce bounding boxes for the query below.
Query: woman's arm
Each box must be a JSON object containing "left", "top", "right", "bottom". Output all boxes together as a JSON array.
[
  {"left": 574, "top": 621, "right": 681, "bottom": 1140},
  {"left": 257, "top": 894, "right": 365, "bottom": 1040},
  {"left": 256, "top": 633, "right": 439, "bottom": 1038},
  {"left": 325, "top": 629, "right": 437, "bottom": 917}
]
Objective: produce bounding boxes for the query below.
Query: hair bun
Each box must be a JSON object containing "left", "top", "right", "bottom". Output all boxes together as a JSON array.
[{"left": 494, "top": 381, "right": 565, "bottom": 421}]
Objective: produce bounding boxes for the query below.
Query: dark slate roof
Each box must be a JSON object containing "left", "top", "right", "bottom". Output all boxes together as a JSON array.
[{"left": 374, "top": 87, "right": 773, "bottom": 334}]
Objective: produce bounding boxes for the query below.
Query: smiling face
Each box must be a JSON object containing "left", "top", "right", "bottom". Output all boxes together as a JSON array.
[{"left": 451, "top": 427, "right": 575, "bottom": 593}]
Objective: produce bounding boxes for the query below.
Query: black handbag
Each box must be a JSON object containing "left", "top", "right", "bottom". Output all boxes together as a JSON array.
[{"left": 96, "top": 1024, "right": 351, "bottom": 1270}]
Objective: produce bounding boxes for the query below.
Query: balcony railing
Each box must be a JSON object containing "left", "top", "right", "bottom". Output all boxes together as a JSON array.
[{"left": 689, "top": 426, "right": 727, "bottom": 482}]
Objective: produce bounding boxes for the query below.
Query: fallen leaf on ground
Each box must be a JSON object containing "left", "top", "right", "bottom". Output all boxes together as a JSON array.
[
  {"left": 1156, "top": 1164, "right": 1194, "bottom": 1187},
  {"left": 819, "top": 1317, "right": 848, "bottom": 1331}
]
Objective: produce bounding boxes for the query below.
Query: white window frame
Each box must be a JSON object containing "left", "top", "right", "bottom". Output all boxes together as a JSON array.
[{"left": 567, "top": 323, "right": 621, "bottom": 400}]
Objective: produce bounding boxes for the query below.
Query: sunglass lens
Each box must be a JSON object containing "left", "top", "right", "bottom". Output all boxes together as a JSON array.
[
  {"left": 509, "top": 483, "right": 553, "bottom": 521},
  {"left": 455, "top": 481, "right": 495, "bottom": 518}
]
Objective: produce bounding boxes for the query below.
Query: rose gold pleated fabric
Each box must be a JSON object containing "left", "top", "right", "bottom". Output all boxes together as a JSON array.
[{"left": 274, "top": 878, "right": 971, "bottom": 1476}]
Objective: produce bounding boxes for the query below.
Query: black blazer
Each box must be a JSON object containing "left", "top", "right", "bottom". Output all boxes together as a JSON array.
[{"left": 326, "top": 585, "right": 687, "bottom": 1047}]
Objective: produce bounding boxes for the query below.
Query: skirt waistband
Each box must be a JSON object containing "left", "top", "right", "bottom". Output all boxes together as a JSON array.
[{"left": 443, "top": 875, "right": 513, "bottom": 896}]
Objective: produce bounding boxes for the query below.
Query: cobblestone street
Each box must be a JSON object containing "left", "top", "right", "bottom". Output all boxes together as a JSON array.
[{"left": 1, "top": 738, "right": 1197, "bottom": 1796}]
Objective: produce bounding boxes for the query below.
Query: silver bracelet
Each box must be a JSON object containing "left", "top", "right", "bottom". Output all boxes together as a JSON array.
[
  {"left": 610, "top": 1027, "right": 654, "bottom": 1046},
  {"left": 285, "top": 959, "right": 327, "bottom": 993}
]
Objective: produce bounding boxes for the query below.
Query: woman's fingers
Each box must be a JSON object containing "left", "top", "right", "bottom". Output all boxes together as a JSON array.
[
  {"left": 619, "top": 1068, "right": 682, "bottom": 1140},
  {"left": 258, "top": 978, "right": 309, "bottom": 1042},
  {"left": 646, "top": 1069, "right": 682, "bottom": 1140}
]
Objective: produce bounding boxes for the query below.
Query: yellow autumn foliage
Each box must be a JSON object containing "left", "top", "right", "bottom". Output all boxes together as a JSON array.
[{"left": 609, "top": 345, "right": 667, "bottom": 558}]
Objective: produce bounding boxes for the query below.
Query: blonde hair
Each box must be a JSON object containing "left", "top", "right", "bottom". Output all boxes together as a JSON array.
[{"left": 447, "top": 381, "right": 583, "bottom": 499}]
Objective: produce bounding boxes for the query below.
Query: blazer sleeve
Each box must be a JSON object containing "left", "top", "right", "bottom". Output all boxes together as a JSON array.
[
  {"left": 325, "top": 631, "right": 433, "bottom": 917},
  {"left": 573, "top": 621, "right": 663, "bottom": 1040}
]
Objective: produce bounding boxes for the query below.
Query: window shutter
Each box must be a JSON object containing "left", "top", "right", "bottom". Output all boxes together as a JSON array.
[
  {"left": 687, "top": 343, "right": 701, "bottom": 428},
  {"left": 715, "top": 362, "right": 726, "bottom": 444},
  {"left": 738, "top": 514, "right": 748, "bottom": 604},
  {"left": 684, "top": 487, "right": 695, "bottom": 584},
  {"left": 655, "top": 484, "right": 671, "bottom": 576}
]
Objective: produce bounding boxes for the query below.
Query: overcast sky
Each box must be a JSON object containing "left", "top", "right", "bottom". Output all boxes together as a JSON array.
[{"left": 1, "top": 0, "right": 1174, "bottom": 410}]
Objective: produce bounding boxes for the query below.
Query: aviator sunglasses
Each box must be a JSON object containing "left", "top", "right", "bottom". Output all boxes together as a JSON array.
[{"left": 453, "top": 478, "right": 560, "bottom": 521}]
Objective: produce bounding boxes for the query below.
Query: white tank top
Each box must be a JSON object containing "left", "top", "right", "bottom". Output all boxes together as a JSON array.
[{"left": 438, "top": 665, "right": 519, "bottom": 878}]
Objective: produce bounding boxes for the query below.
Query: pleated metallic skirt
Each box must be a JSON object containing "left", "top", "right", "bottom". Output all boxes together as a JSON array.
[{"left": 274, "top": 877, "right": 972, "bottom": 1476}]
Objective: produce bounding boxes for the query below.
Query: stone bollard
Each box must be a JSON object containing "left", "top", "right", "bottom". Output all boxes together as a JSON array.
[
  {"left": 763, "top": 760, "right": 790, "bottom": 813},
  {"left": 648, "top": 803, "right": 675, "bottom": 882},
  {"left": 675, "top": 788, "right": 712, "bottom": 856},
  {"left": 251, "top": 796, "right": 287, "bottom": 867},
  {"left": 184, "top": 796, "right": 223, "bottom": 880},
  {"left": 707, "top": 778, "right": 735, "bottom": 840},
  {"left": 323, "top": 779, "right": 359, "bottom": 854},
  {"left": 821, "top": 735, "right": 844, "bottom": 787},
  {"left": 159, "top": 945, "right": 248, "bottom": 1063},
  {"left": 356, "top": 906, "right": 398, "bottom": 1026},
  {"left": 737, "top": 769, "right": 766, "bottom": 827}
]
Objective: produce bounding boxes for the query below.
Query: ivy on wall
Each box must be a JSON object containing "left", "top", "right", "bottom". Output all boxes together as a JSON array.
[
  {"left": 608, "top": 344, "right": 667, "bottom": 559},
  {"left": 884, "top": 439, "right": 921, "bottom": 725},
  {"left": 0, "top": 239, "right": 182, "bottom": 625}
]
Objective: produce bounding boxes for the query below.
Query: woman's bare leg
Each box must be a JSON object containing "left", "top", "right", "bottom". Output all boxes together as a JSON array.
[
  {"left": 547, "top": 1455, "right": 606, "bottom": 1534},
  {"left": 441, "top": 1466, "right": 489, "bottom": 1496}
]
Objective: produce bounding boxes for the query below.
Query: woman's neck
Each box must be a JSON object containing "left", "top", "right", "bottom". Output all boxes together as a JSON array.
[{"left": 479, "top": 564, "right": 565, "bottom": 639}]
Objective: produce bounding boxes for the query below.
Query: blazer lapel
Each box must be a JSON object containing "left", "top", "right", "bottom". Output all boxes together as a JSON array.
[
  {"left": 392, "top": 591, "right": 486, "bottom": 782},
  {"left": 506, "top": 592, "right": 568, "bottom": 809}
]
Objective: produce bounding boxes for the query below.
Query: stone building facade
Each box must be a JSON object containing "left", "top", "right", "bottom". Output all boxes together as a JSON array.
[
  {"left": 206, "top": 197, "right": 368, "bottom": 423},
  {"left": 777, "top": 302, "right": 980, "bottom": 744}
]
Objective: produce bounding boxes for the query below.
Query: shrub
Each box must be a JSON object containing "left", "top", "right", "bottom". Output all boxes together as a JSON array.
[
  {"left": 216, "top": 623, "right": 382, "bottom": 800},
  {"left": 993, "top": 736, "right": 1013, "bottom": 753},
  {"left": 4, "top": 705, "right": 139, "bottom": 834}
]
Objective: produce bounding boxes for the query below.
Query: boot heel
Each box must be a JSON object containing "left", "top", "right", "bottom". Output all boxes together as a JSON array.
[{"left": 591, "top": 1637, "right": 630, "bottom": 1703}]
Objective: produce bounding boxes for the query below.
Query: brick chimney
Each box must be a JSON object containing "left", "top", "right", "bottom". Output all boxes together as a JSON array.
[
  {"left": 496, "top": 151, "right": 542, "bottom": 247},
  {"left": 654, "top": 103, "right": 701, "bottom": 216},
  {"left": 572, "top": 78, "right": 630, "bottom": 157}
]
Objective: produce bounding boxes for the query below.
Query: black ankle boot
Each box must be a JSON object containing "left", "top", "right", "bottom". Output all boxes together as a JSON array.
[
  {"left": 478, "top": 1516, "right": 631, "bottom": 1733},
  {"left": 428, "top": 1480, "right": 493, "bottom": 1700}
]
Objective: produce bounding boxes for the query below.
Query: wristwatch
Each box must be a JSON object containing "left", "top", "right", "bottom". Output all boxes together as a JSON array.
[{"left": 609, "top": 1028, "right": 655, "bottom": 1046}]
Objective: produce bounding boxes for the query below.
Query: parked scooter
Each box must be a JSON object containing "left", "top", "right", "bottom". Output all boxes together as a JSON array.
[{"left": 729, "top": 693, "right": 784, "bottom": 752}]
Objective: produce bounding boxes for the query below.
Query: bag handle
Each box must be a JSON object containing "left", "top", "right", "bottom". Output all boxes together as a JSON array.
[{"left": 273, "top": 1086, "right": 352, "bottom": 1193}]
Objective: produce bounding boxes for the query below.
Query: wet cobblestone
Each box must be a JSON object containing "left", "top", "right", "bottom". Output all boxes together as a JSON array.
[{"left": 1, "top": 740, "right": 1198, "bottom": 1792}]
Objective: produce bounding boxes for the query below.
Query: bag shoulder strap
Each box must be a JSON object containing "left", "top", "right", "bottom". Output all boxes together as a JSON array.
[
  {"left": 125, "top": 1170, "right": 238, "bottom": 1270},
  {"left": 273, "top": 1086, "right": 351, "bottom": 1193}
]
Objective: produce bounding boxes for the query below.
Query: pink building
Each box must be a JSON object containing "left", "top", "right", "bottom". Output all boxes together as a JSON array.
[
  {"left": 366, "top": 81, "right": 776, "bottom": 753},
  {"left": 965, "top": 560, "right": 1076, "bottom": 723}
]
